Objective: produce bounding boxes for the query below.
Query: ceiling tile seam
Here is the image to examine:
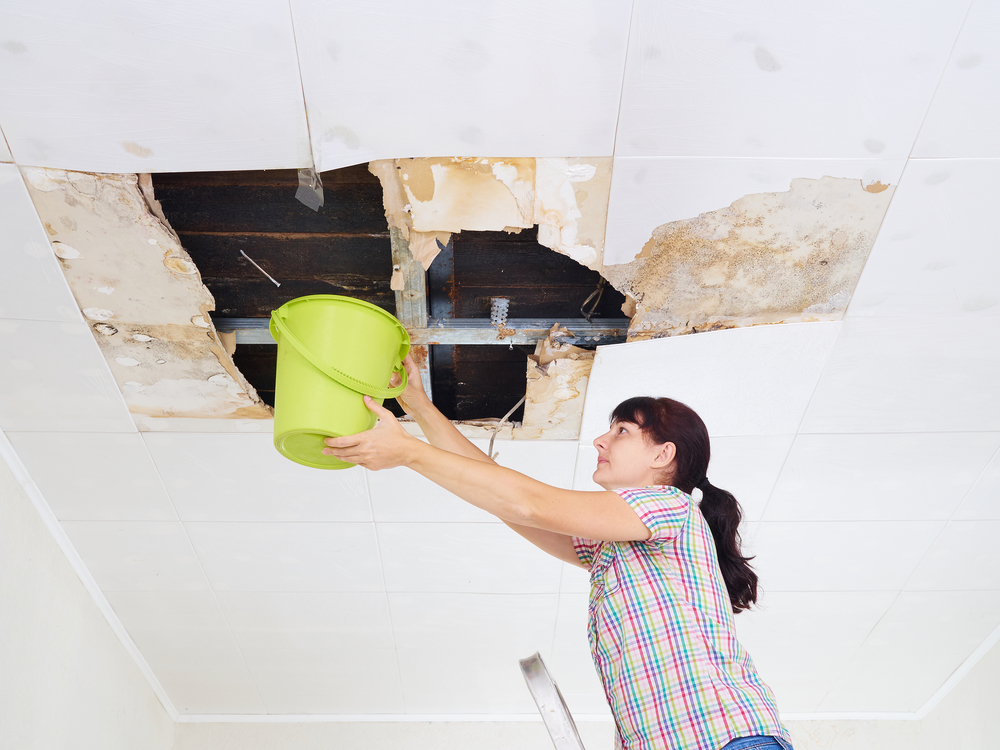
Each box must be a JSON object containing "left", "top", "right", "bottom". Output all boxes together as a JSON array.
[
  {"left": 754, "top": 324, "right": 844, "bottom": 523},
  {"left": 0, "top": 428, "right": 180, "bottom": 721},
  {"left": 905, "top": 156, "right": 1000, "bottom": 162},
  {"left": 0, "top": 123, "right": 12, "bottom": 163},
  {"left": 838, "top": 162, "right": 910, "bottom": 321},
  {"left": 138, "top": 436, "right": 270, "bottom": 711},
  {"left": 608, "top": 155, "right": 913, "bottom": 163},
  {"left": 914, "top": 618, "right": 1000, "bottom": 718},
  {"left": 907, "top": 0, "right": 977, "bottom": 160},
  {"left": 946, "top": 440, "right": 1000, "bottom": 517},
  {"left": 810, "top": 588, "right": 903, "bottom": 712},
  {"left": 284, "top": 0, "right": 319, "bottom": 174},
  {"left": 13, "top": 167, "right": 87, "bottom": 325},
  {"left": 369, "top": 495, "right": 408, "bottom": 712},
  {"left": 609, "top": 0, "right": 638, "bottom": 160}
]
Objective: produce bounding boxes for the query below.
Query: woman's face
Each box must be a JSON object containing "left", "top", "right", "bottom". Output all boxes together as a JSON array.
[{"left": 592, "top": 420, "right": 674, "bottom": 490}]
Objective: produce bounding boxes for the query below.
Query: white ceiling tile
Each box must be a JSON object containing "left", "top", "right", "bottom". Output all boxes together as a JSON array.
[
  {"left": 572, "top": 445, "right": 603, "bottom": 492},
  {"left": 764, "top": 433, "right": 1000, "bottom": 521},
  {"left": 913, "top": 1, "right": 1000, "bottom": 157},
  {"left": 615, "top": 0, "right": 967, "bottom": 159},
  {"left": 561, "top": 561, "right": 591, "bottom": 594},
  {"left": 390, "top": 592, "right": 558, "bottom": 713},
  {"left": 753, "top": 521, "right": 943, "bottom": 591},
  {"left": 0, "top": 165, "right": 79, "bottom": 322},
  {"left": 734, "top": 590, "right": 897, "bottom": 713},
  {"left": 709, "top": 435, "right": 793, "bottom": 523},
  {"left": 185, "top": 522, "right": 383, "bottom": 592},
  {"left": 370, "top": 439, "right": 576, "bottom": 523},
  {"left": 953, "top": 446, "right": 1000, "bottom": 520},
  {"left": 0, "top": 320, "right": 134, "bottom": 433},
  {"left": 550, "top": 592, "right": 611, "bottom": 715},
  {"left": 62, "top": 521, "right": 209, "bottom": 591},
  {"left": 800, "top": 317, "right": 1000, "bottom": 434},
  {"left": 241, "top": 647, "right": 404, "bottom": 714},
  {"left": 378, "top": 522, "right": 563, "bottom": 594},
  {"left": 905, "top": 521, "right": 1000, "bottom": 591},
  {"left": 604, "top": 158, "right": 904, "bottom": 265},
  {"left": 848, "top": 160, "right": 1000, "bottom": 319},
  {"left": 8, "top": 431, "right": 176, "bottom": 521},
  {"left": 0, "top": 125, "right": 11, "bottom": 162},
  {"left": 105, "top": 590, "right": 264, "bottom": 713},
  {"left": 0, "top": 2, "right": 310, "bottom": 172},
  {"left": 819, "top": 591, "right": 1000, "bottom": 712},
  {"left": 581, "top": 323, "right": 842, "bottom": 441},
  {"left": 143, "top": 433, "right": 371, "bottom": 523},
  {"left": 217, "top": 592, "right": 394, "bottom": 652},
  {"left": 291, "top": 0, "right": 631, "bottom": 170}
]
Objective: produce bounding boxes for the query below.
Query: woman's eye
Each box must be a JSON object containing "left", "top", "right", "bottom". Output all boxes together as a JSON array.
[{"left": 618, "top": 426, "right": 627, "bottom": 434}]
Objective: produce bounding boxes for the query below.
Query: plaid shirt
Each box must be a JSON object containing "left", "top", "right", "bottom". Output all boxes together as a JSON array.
[{"left": 573, "top": 486, "right": 790, "bottom": 750}]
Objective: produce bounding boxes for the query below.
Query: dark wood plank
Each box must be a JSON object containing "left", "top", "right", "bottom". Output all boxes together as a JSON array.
[
  {"left": 180, "top": 233, "right": 391, "bottom": 281},
  {"left": 152, "top": 164, "right": 378, "bottom": 188},
  {"left": 450, "top": 285, "right": 626, "bottom": 319},
  {"left": 154, "top": 183, "right": 388, "bottom": 234},
  {"left": 204, "top": 279, "right": 394, "bottom": 318}
]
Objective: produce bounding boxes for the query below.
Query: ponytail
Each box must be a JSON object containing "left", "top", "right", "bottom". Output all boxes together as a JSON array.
[
  {"left": 611, "top": 397, "right": 759, "bottom": 614},
  {"left": 695, "top": 477, "right": 757, "bottom": 613}
]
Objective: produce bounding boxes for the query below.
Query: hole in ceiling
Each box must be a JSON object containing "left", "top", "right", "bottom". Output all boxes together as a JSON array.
[{"left": 151, "top": 165, "right": 624, "bottom": 422}]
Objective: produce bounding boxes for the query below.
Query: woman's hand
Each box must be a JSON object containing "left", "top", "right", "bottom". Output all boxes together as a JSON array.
[
  {"left": 323, "top": 396, "right": 418, "bottom": 470},
  {"left": 391, "top": 354, "right": 430, "bottom": 417}
]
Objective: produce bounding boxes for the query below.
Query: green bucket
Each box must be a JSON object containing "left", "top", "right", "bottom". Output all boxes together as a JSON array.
[{"left": 269, "top": 295, "right": 410, "bottom": 470}]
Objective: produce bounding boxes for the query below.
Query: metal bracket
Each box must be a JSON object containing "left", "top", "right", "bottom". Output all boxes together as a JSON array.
[{"left": 390, "top": 227, "right": 432, "bottom": 399}]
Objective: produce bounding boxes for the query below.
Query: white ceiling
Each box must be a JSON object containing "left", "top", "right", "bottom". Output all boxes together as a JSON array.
[{"left": 1, "top": 0, "right": 999, "bottom": 723}]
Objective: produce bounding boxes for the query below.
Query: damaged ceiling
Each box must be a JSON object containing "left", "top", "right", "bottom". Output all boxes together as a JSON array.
[{"left": 1, "top": 0, "right": 999, "bottom": 731}]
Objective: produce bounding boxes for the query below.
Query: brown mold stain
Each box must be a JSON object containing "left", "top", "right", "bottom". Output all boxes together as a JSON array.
[{"left": 603, "top": 176, "right": 895, "bottom": 340}]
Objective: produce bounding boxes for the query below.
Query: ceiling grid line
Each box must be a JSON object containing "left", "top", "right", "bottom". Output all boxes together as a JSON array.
[{"left": 368, "top": 477, "right": 409, "bottom": 713}]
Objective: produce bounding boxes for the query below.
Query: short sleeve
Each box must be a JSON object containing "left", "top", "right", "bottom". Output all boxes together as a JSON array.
[
  {"left": 617, "top": 486, "right": 690, "bottom": 542},
  {"left": 572, "top": 536, "right": 600, "bottom": 569}
]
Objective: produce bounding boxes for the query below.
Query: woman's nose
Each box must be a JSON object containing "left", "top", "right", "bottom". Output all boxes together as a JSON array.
[{"left": 593, "top": 431, "right": 608, "bottom": 450}]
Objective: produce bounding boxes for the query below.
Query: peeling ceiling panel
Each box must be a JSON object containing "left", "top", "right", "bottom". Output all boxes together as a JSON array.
[
  {"left": 22, "top": 168, "right": 272, "bottom": 427},
  {"left": 0, "top": 1, "right": 310, "bottom": 173},
  {"left": 604, "top": 157, "right": 903, "bottom": 266},
  {"left": 615, "top": 0, "right": 970, "bottom": 159},
  {"left": 800, "top": 316, "right": 1000, "bottom": 434},
  {"left": 848, "top": 159, "right": 1000, "bottom": 319},
  {"left": 579, "top": 322, "right": 842, "bottom": 442},
  {"left": 291, "top": 0, "right": 631, "bottom": 171},
  {"left": 913, "top": 0, "right": 1000, "bottom": 157},
  {"left": 0, "top": 165, "right": 80, "bottom": 322},
  {"left": 0, "top": 319, "right": 135, "bottom": 432}
]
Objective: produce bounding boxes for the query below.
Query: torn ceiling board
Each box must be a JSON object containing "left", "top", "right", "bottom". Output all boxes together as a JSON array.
[
  {"left": 517, "top": 325, "right": 595, "bottom": 441},
  {"left": 0, "top": 2, "right": 310, "bottom": 173},
  {"left": 912, "top": 0, "right": 1000, "bottom": 158},
  {"left": 614, "top": 0, "right": 969, "bottom": 159},
  {"left": 290, "top": 0, "right": 631, "bottom": 172},
  {"left": 848, "top": 159, "right": 1000, "bottom": 320},
  {"left": 0, "top": 124, "right": 11, "bottom": 162},
  {"left": 604, "top": 175, "right": 894, "bottom": 339},
  {"left": 604, "top": 157, "right": 903, "bottom": 266},
  {"left": 371, "top": 157, "right": 611, "bottom": 272},
  {"left": 578, "top": 322, "right": 842, "bottom": 442},
  {"left": 0, "top": 164, "right": 80, "bottom": 322},
  {"left": 21, "top": 168, "right": 271, "bottom": 425}
]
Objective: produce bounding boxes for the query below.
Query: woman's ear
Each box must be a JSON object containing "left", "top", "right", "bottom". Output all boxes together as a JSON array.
[{"left": 652, "top": 441, "right": 676, "bottom": 469}]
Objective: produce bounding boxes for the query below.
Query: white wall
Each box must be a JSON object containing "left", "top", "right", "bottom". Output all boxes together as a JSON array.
[{"left": 0, "top": 444, "right": 175, "bottom": 750}]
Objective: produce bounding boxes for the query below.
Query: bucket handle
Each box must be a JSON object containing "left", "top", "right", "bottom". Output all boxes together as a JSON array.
[{"left": 270, "top": 310, "right": 407, "bottom": 400}]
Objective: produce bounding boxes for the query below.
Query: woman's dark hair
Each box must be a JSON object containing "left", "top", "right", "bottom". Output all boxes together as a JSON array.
[{"left": 611, "top": 396, "right": 758, "bottom": 614}]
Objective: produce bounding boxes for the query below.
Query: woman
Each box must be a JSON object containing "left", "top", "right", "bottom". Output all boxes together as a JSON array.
[{"left": 324, "top": 356, "right": 793, "bottom": 750}]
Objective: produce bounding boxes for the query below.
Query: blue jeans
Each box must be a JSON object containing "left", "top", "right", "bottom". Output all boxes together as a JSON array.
[{"left": 721, "top": 737, "right": 794, "bottom": 750}]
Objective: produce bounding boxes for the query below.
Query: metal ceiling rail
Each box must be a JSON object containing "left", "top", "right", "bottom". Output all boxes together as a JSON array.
[{"left": 214, "top": 317, "right": 631, "bottom": 347}]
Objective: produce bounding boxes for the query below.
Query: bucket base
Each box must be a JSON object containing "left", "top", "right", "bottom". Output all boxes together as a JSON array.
[{"left": 275, "top": 429, "right": 357, "bottom": 470}]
